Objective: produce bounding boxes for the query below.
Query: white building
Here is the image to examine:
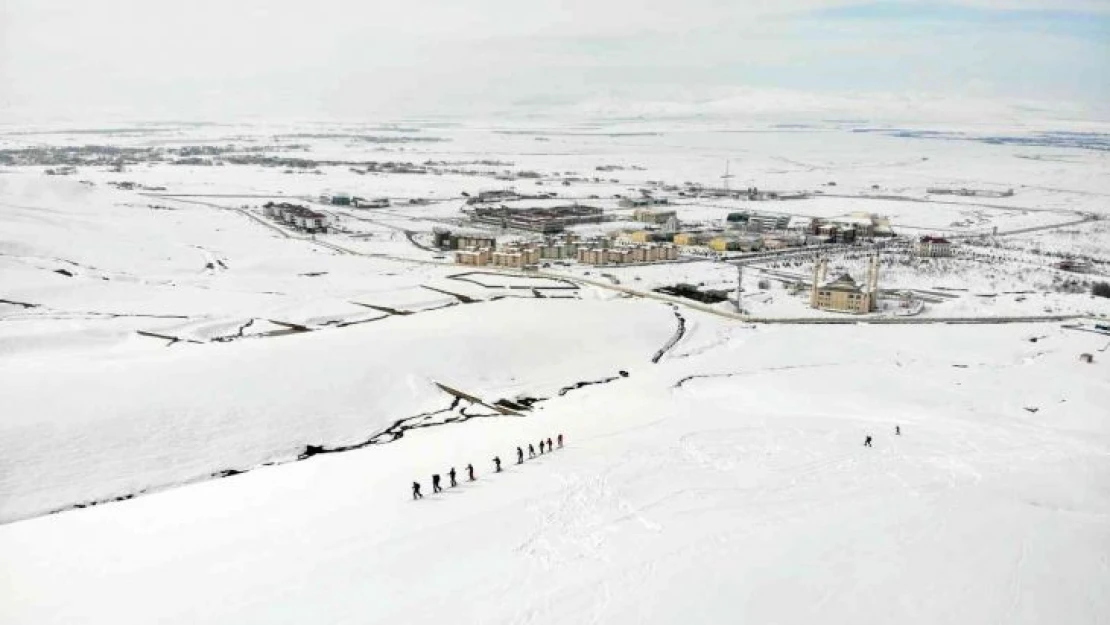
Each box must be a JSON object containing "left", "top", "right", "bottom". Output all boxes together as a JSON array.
[{"left": 915, "top": 236, "right": 953, "bottom": 257}]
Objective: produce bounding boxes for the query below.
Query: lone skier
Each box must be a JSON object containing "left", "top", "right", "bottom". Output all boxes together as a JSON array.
[
  {"left": 895, "top": 425, "right": 901, "bottom": 436},
  {"left": 412, "top": 481, "right": 423, "bottom": 500},
  {"left": 546, "top": 438, "right": 553, "bottom": 453},
  {"left": 432, "top": 474, "right": 442, "bottom": 493},
  {"left": 449, "top": 467, "right": 457, "bottom": 487},
  {"left": 516, "top": 446, "right": 524, "bottom": 464},
  {"left": 493, "top": 456, "right": 502, "bottom": 472},
  {"left": 557, "top": 434, "right": 564, "bottom": 448},
  {"left": 864, "top": 435, "right": 873, "bottom": 448},
  {"left": 466, "top": 463, "right": 475, "bottom": 481},
  {"left": 528, "top": 444, "right": 536, "bottom": 458}
]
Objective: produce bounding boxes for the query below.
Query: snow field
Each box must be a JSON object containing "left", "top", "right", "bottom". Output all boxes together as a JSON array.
[
  {"left": 0, "top": 322, "right": 1106, "bottom": 624},
  {"left": 0, "top": 297, "right": 674, "bottom": 523}
]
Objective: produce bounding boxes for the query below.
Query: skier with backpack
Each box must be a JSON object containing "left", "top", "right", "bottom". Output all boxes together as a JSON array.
[
  {"left": 466, "top": 464, "right": 475, "bottom": 481},
  {"left": 516, "top": 446, "right": 524, "bottom": 464},
  {"left": 448, "top": 467, "right": 457, "bottom": 487},
  {"left": 412, "top": 481, "right": 423, "bottom": 500},
  {"left": 493, "top": 456, "right": 502, "bottom": 472},
  {"left": 432, "top": 474, "right": 442, "bottom": 493}
]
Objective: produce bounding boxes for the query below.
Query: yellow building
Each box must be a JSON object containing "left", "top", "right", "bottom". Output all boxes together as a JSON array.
[
  {"left": 811, "top": 274, "right": 873, "bottom": 313},
  {"left": 673, "top": 232, "right": 701, "bottom": 246},
  {"left": 707, "top": 237, "right": 732, "bottom": 252},
  {"left": 810, "top": 256, "right": 879, "bottom": 314},
  {"left": 630, "top": 230, "right": 651, "bottom": 243},
  {"left": 455, "top": 249, "right": 491, "bottom": 266}
]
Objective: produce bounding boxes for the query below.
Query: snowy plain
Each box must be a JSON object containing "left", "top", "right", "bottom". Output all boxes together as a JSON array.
[{"left": 1, "top": 119, "right": 1109, "bottom": 624}]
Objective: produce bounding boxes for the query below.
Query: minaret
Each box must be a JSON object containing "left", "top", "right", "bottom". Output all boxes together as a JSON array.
[
  {"left": 867, "top": 255, "right": 880, "bottom": 311},
  {"left": 810, "top": 257, "right": 826, "bottom": 308}
]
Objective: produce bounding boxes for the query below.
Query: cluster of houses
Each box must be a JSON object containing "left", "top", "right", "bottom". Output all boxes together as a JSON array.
[
  {"left": 575, "top": 244, "right": 680, "bottom": 265},
  {"left": 450, "top": 231, "right": 679, "bottom": 269},
  {"left": 620, "top": 211, "right": 895, "bottom": 254},
  {"left": 262, "top": 202, "right": 328, "bottom": 233}
]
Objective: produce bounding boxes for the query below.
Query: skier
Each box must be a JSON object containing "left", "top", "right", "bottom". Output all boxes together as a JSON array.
[
  {"left": 538, "top": 440, "right": 545, "bottom": 455},
  {"left": 546, "top": 438, "right": 553, "bottom": 453},
  {"left": 449, "top": 467, "right": 457, "bottom": 487},
  {"left": 466, "top": 463, "right": 475, "bottom": 481},
  {"left": 864, "top": 435, "right": 873, "bottom": 448},
  {"left": 895, "top": 425, "right": 901, "bottom": 436},
  {"left": 432, "top": 474, "right": 442, "bottom": 493},
  {"left": 493, "top": 456, "right": 502, "bottom": 472},
  {"left": 516, "top": 446, "right": 524, "bottom": 464},
  {"left": 528, "top": 444, "right": 536, "bottom": 458},
  {"left": 557, "top": 433, "right": 564, "bottom": 448},
  {"left": 412, "top": 481, "right": 423, "bottom": 500}
]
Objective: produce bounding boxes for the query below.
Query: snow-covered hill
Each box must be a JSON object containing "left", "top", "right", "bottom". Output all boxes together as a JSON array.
[
  {"left": 1, "top": 320, "right": 1108, "bottom": 624},
  {"left": 2, "top": 121, "right": 1109, "bottom": 624}
]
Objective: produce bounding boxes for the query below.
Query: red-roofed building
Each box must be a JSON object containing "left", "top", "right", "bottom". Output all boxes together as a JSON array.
[{"left": 915, "top": 236, "right": 952, "bottom": 258}]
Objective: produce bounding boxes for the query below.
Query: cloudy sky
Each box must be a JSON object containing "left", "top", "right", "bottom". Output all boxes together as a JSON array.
[{"left": 1, "top": 0, "right": 1107, "bottom": 122}]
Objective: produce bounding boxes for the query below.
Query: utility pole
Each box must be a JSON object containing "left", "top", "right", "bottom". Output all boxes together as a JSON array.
[
  {"left": 734, "top": 261, "right": 744, "bottom": 313},
  {"left": 721, "top": 159, "right": 735, "bottom": 194}
]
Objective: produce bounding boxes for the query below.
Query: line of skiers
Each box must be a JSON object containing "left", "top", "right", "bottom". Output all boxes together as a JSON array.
[
  {"left": 413, "top": 433, "right": 564, "bottom": 499},
  {"left": 863, "top": 425, "right": 901, "bottom": 448}
]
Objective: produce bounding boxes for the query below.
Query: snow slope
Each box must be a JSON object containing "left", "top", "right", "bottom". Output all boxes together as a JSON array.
[
  {"left": 3, "top": 121, "right": 1110, "bottom": 624},
  {"left": 0, "top": 297, "right": 673, "bottom": 522},
  {"left": 1, "top": 321, "right": 1107, "bottom": 625}
]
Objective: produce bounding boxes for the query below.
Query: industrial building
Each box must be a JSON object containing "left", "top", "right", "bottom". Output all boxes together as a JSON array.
[
  {"left": 467, "top": 204, "right": 605, "bottom": 233},
  {"left": 352, "top": 197, "right": 390, "bottom": 209},
  {"left": 810, "top": 256, "right": 879, "bottom": 314},
  {"left": 320, "top": 192, "right": 351, "bottom": 206},
  {"left": 915, "top": 236, "right": 953, "bottom": 257}
]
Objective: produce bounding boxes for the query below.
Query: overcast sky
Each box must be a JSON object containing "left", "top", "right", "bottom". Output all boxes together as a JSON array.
[{"left": 1, "top": 0, "right": 1107, "bottom": 122}]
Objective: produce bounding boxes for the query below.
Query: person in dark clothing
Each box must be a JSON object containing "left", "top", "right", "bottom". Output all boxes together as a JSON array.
[
  {"left": 528, "top": 444, "right": 536, "bottom": 458},
  {"left": 466, "top": 464, "right": 475, "bottom": 481},
  {"left": 546, "top": 438, "right": 553, "bottom": 453},
  {"left": 895, "top": 426, "right": 901, "bottom": 436},
  {"left": 432, "top": 474, "right": 442, "bottom": 493},
  {"left": 864, "top": 435, "right": 873, "bottom": 447},
  {"left": 557, "top": 434, "right": 563, "bottom": 448},
  {"left": 412, "top": 482, "right": 423, "bottom": 500},
  {"left": 538, "top": 440, "right": 545, "bottom": 455},
  {"left": 449, "top": 467, "right": 457, "bottom": 487},
  {"left": 493, "top": 456, "right": 502, "bottom": 472},
  {"left": 516, "top": 447, "right": 524, "bottom": 464}
]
